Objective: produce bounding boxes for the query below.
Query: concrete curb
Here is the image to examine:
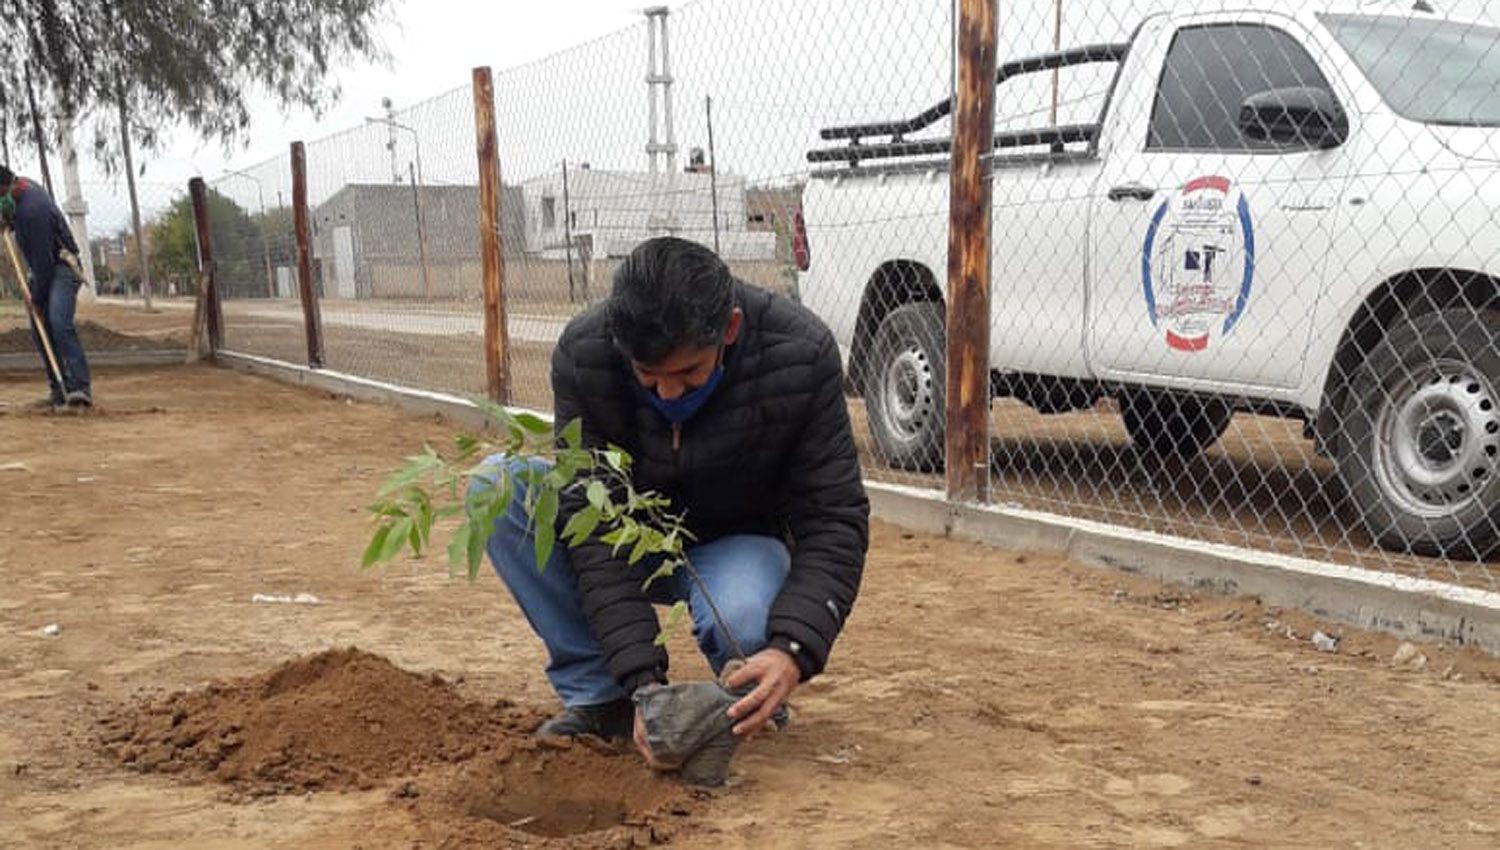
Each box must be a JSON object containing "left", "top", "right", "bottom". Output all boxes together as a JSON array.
[
  {"left": 219, "top": 348, "right": 1500, "bottom": 655},
  {"left": 217, "top": 350, "right": 551, "bottom": 431},
  {"left": 868, "top": 482, "right": 1500, "bottom": 654}
]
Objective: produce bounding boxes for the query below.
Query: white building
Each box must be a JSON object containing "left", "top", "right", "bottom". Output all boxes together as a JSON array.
[{"left": 520, "top": 165, "right": 776, "bottom": 262}]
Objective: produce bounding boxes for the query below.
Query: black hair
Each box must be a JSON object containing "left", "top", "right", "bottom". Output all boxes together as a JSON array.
[
  {"left": 607, "top": 236, "right": 734, "bottom": 364},
  {"left": 0, "top": 165, "right": 13, "bottom": 187}
]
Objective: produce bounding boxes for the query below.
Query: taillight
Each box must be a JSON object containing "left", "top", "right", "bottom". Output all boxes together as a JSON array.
[{"left": 792, "top": 211, "right": 810, "bottom": 271}]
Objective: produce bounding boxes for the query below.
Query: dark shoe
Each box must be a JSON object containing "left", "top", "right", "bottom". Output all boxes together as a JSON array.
[
  {"left": 536, "top": 698, "right": 634, "bottom": 741},
  {"left": 30, "top": 395, "right": 65, "bottom": 411},
  {"left": 64, "top": 390, "right": 92, "bottom": 409}
]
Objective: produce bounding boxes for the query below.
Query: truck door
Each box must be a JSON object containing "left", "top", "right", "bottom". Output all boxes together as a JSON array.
[{"left": 1087, "top": 15, "right": 1355, "bottom": 393}]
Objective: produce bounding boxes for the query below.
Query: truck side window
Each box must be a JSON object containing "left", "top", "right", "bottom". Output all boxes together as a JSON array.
[{"left": 1148, "top": 24, "right": 1337, "bottom": 152}]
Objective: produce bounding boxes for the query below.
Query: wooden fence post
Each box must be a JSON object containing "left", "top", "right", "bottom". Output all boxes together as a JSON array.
[
  {"left": 945, "top": 0, "right": 998, "bottom": 503},
  {"left": 290, "top": 141, "right": 325, "bottom": 369},
  {"left": 474, "top": 66, "right": 511, "bottom": 403},
  {"left": 188, "top": 177, "right": 224, "bottom": 354}
]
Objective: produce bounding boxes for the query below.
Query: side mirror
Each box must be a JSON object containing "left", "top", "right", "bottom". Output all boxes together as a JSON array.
[{"left": 1239, "top": 86, "right": 1348, "bottom": 149}]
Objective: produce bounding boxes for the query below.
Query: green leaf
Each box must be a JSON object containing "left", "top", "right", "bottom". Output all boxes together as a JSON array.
[
  {"left": 603, "top": 447, "right": 631, "bottom": 473},
  {"left": 586, "top": 480, "right": 609, "bottom": 511},
  {"left": 362, "top": 524, "right": 392, "bottom": 568},
  {"left": 561, "top": 418, "right": 583, "bottom": 450},
  {"left": 368, "top": 500, "right": 408, "bottom": 519},
  {"left": 513, "top": 412, "right": 551, "bottom": 435},
  {"left": 655, "top": 601, "right": 689, "bottom": 646},
  {"left": 407, "top": 514, "right": 425, "bottom": 554},
  {"left": 381, "top": 517, "right": 413, "bottom": 562},
  {"left": 447, "top": 522, "right": 472, "bottom": 569},
  {"left": 641, "top": 557, "right": 679, "bottom": 591},
  {"left": 602, "top": 521, "right": 638, "bottom": 555},
  {"left": 628, "top": 533, "right": 652, "bottom": 565},
  {"left": 453, "top": 433, "right": 482, "bottom": 461},
  {"left": 467, "top": 516, "right": 488, "bottom": 579},
  {"left": 561, "top": 505, "right": 602, "bottom": 546},
  {"left": 473, "top": 398, "right": 517, "bottom": 432},
  {"left": 532, "top": 488, "right": 559, "bottom": 568}
]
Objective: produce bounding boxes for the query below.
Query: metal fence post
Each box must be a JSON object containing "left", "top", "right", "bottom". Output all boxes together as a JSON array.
[
  {"left": 188, "top": 177, "right": 224, "bottom": 355},
  {"left": 290, "top": 141, "right": 325, "bottom": 369},
  {"left": 474, "top": 66, "right": 511, "bottom": 403},
  {"left": 945, "top": 0, "right": 998, "bottom": 503}
]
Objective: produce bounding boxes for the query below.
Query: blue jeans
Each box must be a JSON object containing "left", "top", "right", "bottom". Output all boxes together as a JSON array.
[
  {"left": 476, "top": 456, "right": 790, "bottom": 708},
  {"left": 29, "top": 265, "right": 91, "bottom": 400}
]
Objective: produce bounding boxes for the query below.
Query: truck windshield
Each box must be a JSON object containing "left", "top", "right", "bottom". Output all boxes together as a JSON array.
[{"left": 1320, "top": 13, "right": 1500, "bottom": 126}]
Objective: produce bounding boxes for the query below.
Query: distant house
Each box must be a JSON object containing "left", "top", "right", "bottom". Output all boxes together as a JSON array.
[
  {"left": 519, "top": 165, "right": 776, "bottom": 262},
  {"left": 311, "top": 183, "right": 526, "bottom": 299}
]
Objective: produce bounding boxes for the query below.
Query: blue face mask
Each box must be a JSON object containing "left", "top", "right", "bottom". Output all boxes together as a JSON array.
[{"left": 644, "top": 358, "right": 725, "bottom": 424}]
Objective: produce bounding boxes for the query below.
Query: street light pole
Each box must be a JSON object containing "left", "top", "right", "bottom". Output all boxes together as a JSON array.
[
  {"left": 366, "top": 115, "right": 432, "bottom": 299},
  {"left": 226, "top": 168, "right": 275, "bottom": 299}
]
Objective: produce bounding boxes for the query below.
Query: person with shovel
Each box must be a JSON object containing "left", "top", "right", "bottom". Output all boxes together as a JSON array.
[
  {"left": 1, "top": 164, "right": 92, "bottom": 409},
  {"left": 479, "top": 236, "right": 868, "bottom": 780}
]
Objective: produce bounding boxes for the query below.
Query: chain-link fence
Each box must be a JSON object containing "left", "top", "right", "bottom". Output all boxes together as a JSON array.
[{"left": 195, "top": 0, "right": 1498, "bottom": 591}]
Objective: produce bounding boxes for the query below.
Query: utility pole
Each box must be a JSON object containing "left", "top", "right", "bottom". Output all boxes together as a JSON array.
[
  {"left": 118, "top": 90, "right": 153, "bottom": 309},
  {"left": 408, "top": 162, "right": 431, "bottom": 299},
  {"left": 1051, "top": 0, "right": 1063, "bottom": 126},
  {"left": 645, "top": 7, "right": 679, "bottom": 235},
  {"left": 561, "top": 160, "right": 577, "bottom": 303},
  {"left": 382, "top": 97, "right": 400, "bottom": 184},
  {"left": 705, "top": 95, "right": 720, "bottom": 254},
  {"left": 366, "top": 112, "right": 431, "bottom": 298}
]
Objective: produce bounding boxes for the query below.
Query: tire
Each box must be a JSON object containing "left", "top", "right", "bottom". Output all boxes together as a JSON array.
[
  {"left": 863, "top": 302, "right": 946, "bottom": 471},
  {"left": 1335, "top": 308, "right": 1500, "bottom": 558},
  {"left": 1119, "top": 390, "right": 1233, "bottom": 459}
]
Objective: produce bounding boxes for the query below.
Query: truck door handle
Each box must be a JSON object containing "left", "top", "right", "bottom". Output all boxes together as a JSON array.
[{"left": 1108, "top": 183, "right": 1155, "bottom": 202}]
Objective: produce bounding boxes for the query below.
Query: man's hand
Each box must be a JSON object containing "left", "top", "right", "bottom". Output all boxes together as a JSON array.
[{"left": 724, "top": 648, "right": 799, "bottom": 737}]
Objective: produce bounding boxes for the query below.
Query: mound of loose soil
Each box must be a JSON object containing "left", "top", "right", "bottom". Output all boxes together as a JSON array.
[
  {"left": 0, "top": 321, "right": 185, "bottom": 353},
  {"left": 98, "top": 647, "right": 536, "bottom": 795},
  {"left": 99, "top": 648, "right": 699, "bottom": 846},
  {"left": 400, "top": 737, "right": 696, "bottom": 848}
]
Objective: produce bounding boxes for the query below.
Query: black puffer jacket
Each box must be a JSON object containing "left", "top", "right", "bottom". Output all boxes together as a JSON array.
[{"left": 551, "top": 282, "right": 869, "bottom": 691}]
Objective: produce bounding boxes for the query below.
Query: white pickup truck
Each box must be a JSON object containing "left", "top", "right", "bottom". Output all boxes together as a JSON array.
[{"left": 798, "top": 0, "right": 1499, "bottom": 557}]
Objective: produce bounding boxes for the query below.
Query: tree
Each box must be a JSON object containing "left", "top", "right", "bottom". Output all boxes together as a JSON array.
[
  {"left": 0, "top": 0, "right": 392, "bottom": 166},
  {"left": 149, "top": 196, "right": 202, "bottom": 293},
  {"left": 147, "top": 188, "right": 264, "bottom": 296}
]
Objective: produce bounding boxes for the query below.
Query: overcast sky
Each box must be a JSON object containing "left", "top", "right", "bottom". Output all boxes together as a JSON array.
[
  {"left": 9, "top": 0, "right": 1500, "bottom": 235},
  {"left": 8, "top": 0, "right": 654, "bottom": 231}
]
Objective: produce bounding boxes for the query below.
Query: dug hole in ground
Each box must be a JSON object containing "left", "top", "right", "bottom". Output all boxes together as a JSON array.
[{"left": 1, "top": 365, "right": 1498, "bottom": 849}]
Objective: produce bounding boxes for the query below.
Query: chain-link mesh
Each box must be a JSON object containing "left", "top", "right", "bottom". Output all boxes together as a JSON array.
[
  {"left": 207, "top": 157, "right": 299, "bottom": 364},
  {"left": 199, "top": 0, "right": 1498, "bottom": 589},
  {"left": 960, "top": 1, "right": 1495, "bottom": 587}
]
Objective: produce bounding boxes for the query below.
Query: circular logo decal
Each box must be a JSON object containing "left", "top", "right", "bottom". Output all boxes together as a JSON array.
[{"left": 1140, "top": 175, "right": 1256, "bottom": 352}]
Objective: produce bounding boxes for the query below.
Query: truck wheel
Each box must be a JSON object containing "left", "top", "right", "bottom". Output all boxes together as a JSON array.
[
  {"left": 1119, "top": 390, "right": 1232, "bottom": 458},
  {"left": 1336, "top": 309, "right": 1500, "bottom": 557},
  {"left": 864, "top": 302, "right": 946, "bottom": 471}
]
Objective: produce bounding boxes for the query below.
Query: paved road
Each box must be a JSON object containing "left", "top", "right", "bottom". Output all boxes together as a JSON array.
[{"left": 112, "top": 298, "right": 571, "bottom": 344}]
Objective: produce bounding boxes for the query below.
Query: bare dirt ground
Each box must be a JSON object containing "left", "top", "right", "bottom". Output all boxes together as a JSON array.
[{"left": 2, "top": 365, "right": 1498, "bottom": 849}]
